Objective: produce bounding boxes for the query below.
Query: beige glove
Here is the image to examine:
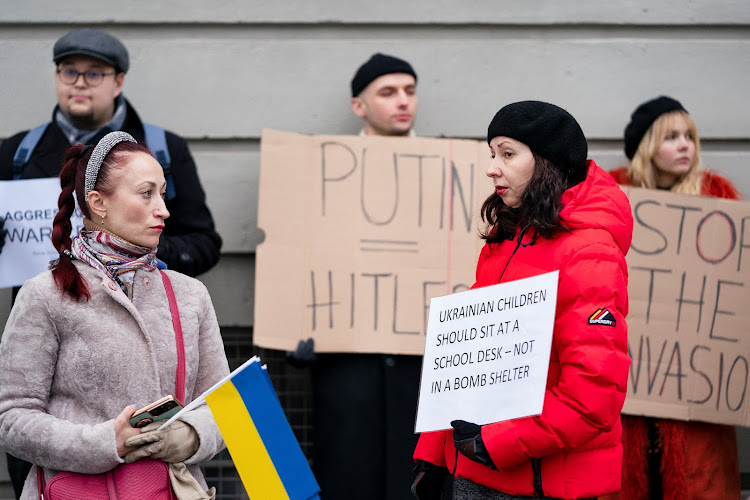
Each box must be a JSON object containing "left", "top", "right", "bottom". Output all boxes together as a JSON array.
[
  {"left": 124, "top": 420, "right": 200, "bottom": 464},
  {"left": 169, "top": 462, "right": 216, "bottom": 500}
]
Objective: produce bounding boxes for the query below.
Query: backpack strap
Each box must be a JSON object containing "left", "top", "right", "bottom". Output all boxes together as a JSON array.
[
  {"left": 12, "top": 123, "right": 50, "bottom": 180},
  {"left": 143, "top": 123, "right": 175, "bottom": 201},
  {"left": 13, "top": 122, "right": 177, "bottom": 201}
]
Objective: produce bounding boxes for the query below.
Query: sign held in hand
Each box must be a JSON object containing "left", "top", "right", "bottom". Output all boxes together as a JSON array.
[{"left": 415, "top": 271, "right": 558, "bottom": 433}]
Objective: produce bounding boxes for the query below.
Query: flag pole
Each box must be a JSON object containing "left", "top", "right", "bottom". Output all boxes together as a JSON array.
[{"left": 157, "top": 355, "right": 261, "bottom": 430}]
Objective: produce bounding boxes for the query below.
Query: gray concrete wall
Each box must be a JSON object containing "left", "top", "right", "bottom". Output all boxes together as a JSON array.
[{"left": 1, "top": 1, "right": 748, "bottom": 496}]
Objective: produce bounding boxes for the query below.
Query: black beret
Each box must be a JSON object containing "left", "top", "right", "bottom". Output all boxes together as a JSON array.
[
  {"left": 350, "top": 53, "right": 417, "bottom": 97},
  {"left": 487, "top": 101, "right": 588, "bottom": 180},
  {"left": 53, "top": 29, "right": 130, "bottom": 74},
  {"left": 624, "top": 96, "right": 687, "bottom": 160}
]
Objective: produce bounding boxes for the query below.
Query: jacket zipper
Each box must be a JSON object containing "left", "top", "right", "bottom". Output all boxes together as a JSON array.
[
  {"left": 502, "top": 225, "right": 544, "bottom": 496},
  {"left": 531, "top": 458, "right": 544, "bottom": 497},
  {"left": 498, "top": 224, "right": 539, "bottom": 283}
]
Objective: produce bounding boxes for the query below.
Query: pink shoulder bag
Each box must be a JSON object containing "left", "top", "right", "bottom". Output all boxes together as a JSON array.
[{"left": 37, "top": 271, "right": 185, "bottom": 500}]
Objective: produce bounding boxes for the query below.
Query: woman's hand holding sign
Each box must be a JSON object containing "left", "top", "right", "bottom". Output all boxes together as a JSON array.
[{"left": 450, "top": 420, "right": 495, "bottom": 468}]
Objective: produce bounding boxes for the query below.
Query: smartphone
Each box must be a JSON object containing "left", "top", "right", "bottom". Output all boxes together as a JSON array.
[{"left": 129, "top": 395, "right": 184, "bottom": 428}]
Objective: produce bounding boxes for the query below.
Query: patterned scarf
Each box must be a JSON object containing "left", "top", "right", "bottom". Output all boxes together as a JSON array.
[{"left": 70, "top": 219, "right": 158, "bottom": 299}]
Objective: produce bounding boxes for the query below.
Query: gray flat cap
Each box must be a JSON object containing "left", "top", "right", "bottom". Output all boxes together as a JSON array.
[{"left": 53, "top": 29, "right": 129, "bottom": 73}]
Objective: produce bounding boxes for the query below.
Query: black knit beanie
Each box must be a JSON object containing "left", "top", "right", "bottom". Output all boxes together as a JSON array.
[
  {"left": 350, "top": 53, "right": 417, "bottom": 97},
  {"left": 487, "top": 101, "right": 588, "bottom": 181},
  {"left": 624, "top": 96, "right": 687, "bottom": 160}
]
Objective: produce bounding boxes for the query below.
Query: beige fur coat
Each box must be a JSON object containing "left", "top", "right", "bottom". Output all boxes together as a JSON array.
[{"left": 0, "top": 262, "right": 230, "bottom": 499}]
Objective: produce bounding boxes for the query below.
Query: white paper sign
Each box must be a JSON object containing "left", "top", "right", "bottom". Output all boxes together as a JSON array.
[
  {"left": 0, "top": 179, "right": 83, "bottom": 288},
  {"left": 415, "top": 271, "right": 559, "bottom": 433}
]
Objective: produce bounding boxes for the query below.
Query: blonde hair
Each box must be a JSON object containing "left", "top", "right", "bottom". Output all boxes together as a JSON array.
[{"left": 627, "top": 110, "right": 702, "bottom": 195}]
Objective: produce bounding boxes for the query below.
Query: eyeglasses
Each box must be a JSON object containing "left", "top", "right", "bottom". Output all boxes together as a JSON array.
[{"left": 56, "top": 67, "right": 115, "bottom": 87}]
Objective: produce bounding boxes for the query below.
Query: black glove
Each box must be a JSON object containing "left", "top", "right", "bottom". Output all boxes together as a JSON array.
[
  {"left": 285, "top": 338, "right": 317, "bottom": 368},
  {"left": 411, "top": 460, "right": 446, "bottom": 499},
  {"left": 0, "top": 218, "right": 6, "bottom": 255},
  {"left": 451, "top": 420, "right": 495, "bottom": 468}
]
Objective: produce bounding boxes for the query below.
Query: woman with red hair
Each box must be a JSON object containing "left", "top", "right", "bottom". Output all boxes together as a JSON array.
[{"left": 0, "top": 132, "right": 229, "bottom": 500}]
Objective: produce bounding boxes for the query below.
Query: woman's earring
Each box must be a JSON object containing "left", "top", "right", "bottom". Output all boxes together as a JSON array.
[{"left": 102, "top": 214, "right": 106, "bottom": 227}]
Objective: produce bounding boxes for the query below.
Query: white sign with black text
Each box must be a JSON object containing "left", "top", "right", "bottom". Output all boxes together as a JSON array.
[
  {"left": 0, "top": 178, "right": 83, "bottom": 288},
  {"left": 415, "top": 271, "right": 559, "bottom": 433}
]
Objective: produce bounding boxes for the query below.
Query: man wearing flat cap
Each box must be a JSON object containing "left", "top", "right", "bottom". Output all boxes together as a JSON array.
[
  {"left": 305, "top": 53, "right": 422, "bottom": 500},
  {"left": 0, "top": 28, "right": 222, "bottom": 498},
  {"left": 0, "top": 28, "right": 221, "bottom": 277}
]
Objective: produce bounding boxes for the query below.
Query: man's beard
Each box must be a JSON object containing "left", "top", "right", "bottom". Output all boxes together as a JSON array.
[{"left": 68, "top": 110, "right": 99, "bottom": 130}]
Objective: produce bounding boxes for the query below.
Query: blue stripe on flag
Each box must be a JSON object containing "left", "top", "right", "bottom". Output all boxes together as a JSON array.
[{"left": 232, "top": 362, "right": 320, "bottom": 500}]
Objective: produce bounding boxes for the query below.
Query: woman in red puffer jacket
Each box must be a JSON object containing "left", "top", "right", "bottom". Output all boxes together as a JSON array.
[{"left": 412, "top": 101, "right": 633, "bottom": 500}]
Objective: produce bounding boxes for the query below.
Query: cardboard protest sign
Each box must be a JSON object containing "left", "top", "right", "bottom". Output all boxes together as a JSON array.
[
  {"left": 621, "top": 186, "right": 750, "bottom": 427},
  {"left": 254, "top": 130, "right": 749, "bottom": 426},
  {"left": 254, "top": 130, "right": 489, "bottom": 354},
  {"left": 415, "top": 271, "right": 558, "bottom": 433},
  {"left": 0, "top": 179, "right": 82, "bottom": 288}
]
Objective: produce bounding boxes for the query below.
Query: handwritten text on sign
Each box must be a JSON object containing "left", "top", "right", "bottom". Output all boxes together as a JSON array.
[
  {"left": 415, "top": 271, "right": 558, "bottom": 433},
  {"left": 0, "top": 179, "right": 83, "bottom": 288},
  {"left": 622, "top": 186, "right": 750, "bottom": 427},
  {"left": 254, "top": 130, "right": 488, "bottom": 355}
]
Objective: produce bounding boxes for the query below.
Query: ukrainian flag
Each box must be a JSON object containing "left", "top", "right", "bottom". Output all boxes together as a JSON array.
[{"left": 205, "top": 358, "right": 320, "bottom": 500}]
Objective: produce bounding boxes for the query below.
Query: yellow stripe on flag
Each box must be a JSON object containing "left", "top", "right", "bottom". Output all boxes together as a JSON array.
[{"left": 206, "top": 380, "right": 289, "bottom": 499}]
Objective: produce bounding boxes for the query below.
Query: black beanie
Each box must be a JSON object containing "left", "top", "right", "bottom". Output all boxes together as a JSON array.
[
  {"left": 487, "top": 101, "right": 588, "bottom": 180},
  {"left": 624, "top": 96, "right": 687, "bottom": 160},
  {"left": 350, "top": 53, "right": 417, "bottom": 97}
]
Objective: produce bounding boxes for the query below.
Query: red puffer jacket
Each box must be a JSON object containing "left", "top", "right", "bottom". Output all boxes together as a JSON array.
[
  {"left": 603, "top": 166, "right": 741, "bottom": 500},
  {"left": 414, "top": 160, "right": 633, "bottom": 499}
]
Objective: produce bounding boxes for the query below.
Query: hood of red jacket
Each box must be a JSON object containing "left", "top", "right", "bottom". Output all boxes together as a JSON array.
[{"left": 558, "top": 159, "right": 633, "bottom": 255}]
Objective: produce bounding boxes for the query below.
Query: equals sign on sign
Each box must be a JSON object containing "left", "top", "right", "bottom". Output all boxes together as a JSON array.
[{"left": 360, "top": 239, "right": 419, "bottom": 253}]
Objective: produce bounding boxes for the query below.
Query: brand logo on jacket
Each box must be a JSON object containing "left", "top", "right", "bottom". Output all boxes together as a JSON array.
[{"left": 588, "top": 308, "right": 616, "bottom": 327}]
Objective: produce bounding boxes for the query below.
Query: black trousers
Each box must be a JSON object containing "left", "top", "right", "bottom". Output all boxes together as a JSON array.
[
  {"left": 312, "top": 353, "right": 422, "bottom": 500},
  {"left": 6, "top": 453, "right": 31, "bottom": 499},
  {"left": 6, "top": 288, "right": 32, "bottom": 499},
  {"left": 453, "top": 477, "right": 597, "bottom": 500},
  {"left": 6, "top": 289, "right": 32, "bottom": 500}
]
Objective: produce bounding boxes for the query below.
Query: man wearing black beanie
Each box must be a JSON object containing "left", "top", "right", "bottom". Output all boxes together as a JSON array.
[
  {"left": 299, "top": 53, "right": 422, "bottom": 500},
  {"left": 350, "top": 52, "right": 418, "bottom": 136}
]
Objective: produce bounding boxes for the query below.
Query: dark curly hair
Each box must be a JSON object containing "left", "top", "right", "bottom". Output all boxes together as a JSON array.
[{"left": 480, "top": 153, "right": 584, "bottom": 243}]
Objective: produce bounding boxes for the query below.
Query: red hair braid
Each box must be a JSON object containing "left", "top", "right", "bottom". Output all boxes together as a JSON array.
[{"left": 51, "top": 144, "right": 91, "bottom": 301}]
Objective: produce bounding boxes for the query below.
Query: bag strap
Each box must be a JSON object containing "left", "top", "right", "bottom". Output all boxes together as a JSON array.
[
  {"left": 37, "top": 271, "right": 186, "bottom": 499},
  {"left": 37, "top": 466, "right": 44, "bottom": 499},
  {"left": 160, "top": 270, "right": 186, "bottom": 403}
]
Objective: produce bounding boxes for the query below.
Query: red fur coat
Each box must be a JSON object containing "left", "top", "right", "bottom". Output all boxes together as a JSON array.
[{"left": 603, "top": 166, "right": 741, "bottom": 500}]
